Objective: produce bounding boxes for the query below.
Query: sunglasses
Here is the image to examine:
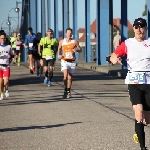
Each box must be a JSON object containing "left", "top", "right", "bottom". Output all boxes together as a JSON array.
[{"left": 134, "top": 25, "right": 145, "bottom": 29}]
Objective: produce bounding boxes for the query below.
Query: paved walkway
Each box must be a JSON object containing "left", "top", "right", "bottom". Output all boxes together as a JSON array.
[{"left": 0, "top": 62, "right": 149, "bottom": 150}]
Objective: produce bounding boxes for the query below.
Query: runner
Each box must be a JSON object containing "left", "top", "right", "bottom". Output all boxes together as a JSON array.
[
  {"left": 15, "top": 33, "right": 23, "bottom": 66},
  {"left": 10, "top": 32, "right": 17, "bottom": 64},
  {"left": 0, "top": 32, "right": 13, "bottom": 100},
  {"left": 24, "top": 27, "right": 37, "bottom": 74},
  {"left": 38, "top": 28, "right": 58, "bottom": 86},
  {"left": 108, "top": 18, "right": 149, "bottom": 150},
  {"left": 57, "top": 27, "right": 82, "bottom": 98},
  {"left": 34, "top": 32, "right": 42, "bottom": 76}
]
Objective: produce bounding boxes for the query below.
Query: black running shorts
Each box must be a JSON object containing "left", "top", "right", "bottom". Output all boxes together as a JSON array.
[
  {"left": 128, "top": 84, "right": 150, "bottom": 111},
  {"left": 43, "top": 58, "right": 54, "bottom": 67}
]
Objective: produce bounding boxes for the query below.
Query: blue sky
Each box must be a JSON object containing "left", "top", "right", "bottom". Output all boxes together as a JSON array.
[{"left": 0, "top": 0, "right": 146, "bottom": 34}]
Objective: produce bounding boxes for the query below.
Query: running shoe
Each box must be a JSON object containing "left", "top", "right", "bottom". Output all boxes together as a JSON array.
[
  {"left": 44, "top": 77, "right": 48, "bottom": 84},
  {"left": 63, "top": 91, "right": 67, "bottom": 98},
  {"left": 5, "top": 90, "right": 9, "bottom": 98},
  {"left": 47, "top": 81, "right": 51, "bottom": 87},
  {"left": 0, "top": 94, "right": 4, "bottom": 100},
  {"left": 67, "top": 92, "right": 71, "bottom": 98},
  {"left": 133, "top": 133, "right": 139, "bottom": 143},
  {"left": 30, "top": 69, "right": 33, "bottom": 74}
]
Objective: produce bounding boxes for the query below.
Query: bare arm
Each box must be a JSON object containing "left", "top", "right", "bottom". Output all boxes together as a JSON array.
[
  {"left": 74, "top": 40, "right": 82, "bottom": 52},
  {"left": 58, "top": 40, "right": 63, "bottom": 59},
  {"left": 38, "top": 44, "right": 41, "bottom": 55},
  {"left": 110, "top": 52, "right": 122, "bottom": 65}
]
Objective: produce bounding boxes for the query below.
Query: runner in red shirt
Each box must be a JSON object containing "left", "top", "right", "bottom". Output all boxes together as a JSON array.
[{"left": 108, "top": 18, "right": 149, "bottom": 150}]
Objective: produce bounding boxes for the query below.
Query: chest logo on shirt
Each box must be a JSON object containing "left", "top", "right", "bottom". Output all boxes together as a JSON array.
[{"left": 144, "top": 44, "right": 150, "bottom": 47}]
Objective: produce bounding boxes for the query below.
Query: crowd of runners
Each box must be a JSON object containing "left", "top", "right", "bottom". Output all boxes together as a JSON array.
[
  {"left": 0, "top": 16, "right": 150, "bottom": 149},
  {"left": 0, "top": 26, "right": 82, "bottom": 100}
]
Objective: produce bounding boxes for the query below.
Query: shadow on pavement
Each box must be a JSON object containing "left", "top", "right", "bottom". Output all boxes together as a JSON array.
[{"left": 0, "top": 121, "right": 83, "bottom": 132}]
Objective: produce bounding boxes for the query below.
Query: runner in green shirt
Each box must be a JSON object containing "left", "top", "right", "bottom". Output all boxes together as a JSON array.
[{"left": 38, "top": 28, "right": 58, "bottom": 86}]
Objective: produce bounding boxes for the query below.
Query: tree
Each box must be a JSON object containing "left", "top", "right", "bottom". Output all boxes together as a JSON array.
[{"left": 142, "top": 4, "right": 147, "bottom": 16}]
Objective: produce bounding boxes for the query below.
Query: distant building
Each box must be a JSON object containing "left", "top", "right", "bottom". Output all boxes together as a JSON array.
[{"left": 78, "top": 18, "right": 133, "bottom": 46}]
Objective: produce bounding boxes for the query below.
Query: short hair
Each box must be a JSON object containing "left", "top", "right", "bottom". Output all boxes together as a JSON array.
[
  {"left": 0, "top": 32, "right": 6, "bottom": 36},
  {"left": 0, "top": 30, "right": 5, "bottom": 34},
  {"left": 66, "top": 27, "right": 72, "bottom": 33},
  {"left": 28, "top": 27, "right": 33, "bottom": 32},
  {"left": 47, "top": 28, "right": 53, "bottom": 32}
]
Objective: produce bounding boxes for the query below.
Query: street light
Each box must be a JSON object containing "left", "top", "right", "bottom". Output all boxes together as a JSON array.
[{"left": 14, "top": 1, "right": 22, "bottom": 33}]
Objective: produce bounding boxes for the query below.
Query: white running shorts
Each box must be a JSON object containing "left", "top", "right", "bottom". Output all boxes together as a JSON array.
[{"left": 61, "top": 60, "right": 76, "bottom": 74}]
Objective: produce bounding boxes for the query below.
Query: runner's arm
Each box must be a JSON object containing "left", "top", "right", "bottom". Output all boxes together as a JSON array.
[
  {"left": 74, "top": 40, "right": 82, "bottom": 52},
  {"left": 109, "top": 41, "right": 127, "bottom": 65},
  {"left": 24, "top": 35, "right": 28, "bottom": 48},
  {"left": 38, "top": 38, "right": 43, "bottom": 55},
  {"left": 57, "top": 40, "right": 63, "bottom": 59}
]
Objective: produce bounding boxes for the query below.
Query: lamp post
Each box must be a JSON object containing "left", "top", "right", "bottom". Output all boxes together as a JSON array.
[
  {"left": 6, "top": 15, "right": 17, "bottom": 37},
  {"left": 6, "top": 16, "right": 11, "bottom": 37},
  {"left": 14, "top": 1, "right": 22, "bottom": 33}
]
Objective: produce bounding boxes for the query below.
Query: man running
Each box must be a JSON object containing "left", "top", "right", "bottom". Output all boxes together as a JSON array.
[
  {"left": 34, "top": 32, "right": 42, "bottom": 76},
  {"left": 58, "top": 27, "right": 82, "bottom": 98},
  {"left": 0, "top": 32, "right": 13, "bottom": 100},
  {"left": 109, "top": 18, "right": 149, "bottom": 150},
  {"left": 38, "top": 28, "right": 58, "bottom": 86},
  {"left": 24, "top": 27, "right": 37, "bottom": 74}
]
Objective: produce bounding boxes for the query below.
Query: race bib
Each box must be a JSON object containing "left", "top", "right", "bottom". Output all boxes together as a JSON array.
[
  {"left": 29, "top": 43, "right": 33, "bottom": 48},
  {"left": 125, "top": 72, "right": 146, "bottom": 84},
  {"left": 46, "top": 55, "right": 53, "bottom": 60},
  {"left": 65, "top": 52, "right": 73, "bottom": 59},
  {"left": 16, "top": 46, "right": 20, "bottom": 50}
]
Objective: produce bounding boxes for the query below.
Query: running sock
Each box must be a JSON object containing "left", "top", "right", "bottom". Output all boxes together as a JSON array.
[
  {"left": 49, "top": 72, "right": 53, "bottom": 81},
  {"left": 45, "top": 71, "right": 48, "bottom": 77},
  {"left": 40, "top": 66, "right": 43, "bottom": 75},
  {"left": 135, "top": 120, "right": 145, "bottom": 149},
  {"left": 17, "top": 58, "right": 20, "bottom": 63},
  {"left": 64, "top": 88, "right": 67, "bottom": 92},
  {"left": 67, "top": 88, "right": 70, "bottom": 93}
]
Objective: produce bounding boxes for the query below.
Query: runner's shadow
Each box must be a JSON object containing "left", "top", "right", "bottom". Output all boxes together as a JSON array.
[{"left": 0, "top": 121, "right": 83, "bottom": 132}]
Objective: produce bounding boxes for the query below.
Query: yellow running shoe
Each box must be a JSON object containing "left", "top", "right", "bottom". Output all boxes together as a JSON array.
[
  {"left": 133, "top": 133, "right": 139, "bottom": 143},
  {"left": 17, "top": 63, "right": 20, "bottom": 66}
]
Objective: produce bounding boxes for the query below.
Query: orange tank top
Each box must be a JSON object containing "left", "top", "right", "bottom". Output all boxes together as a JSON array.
[{"left": 62, "top": 38, "right": 76, "bottom": 61}]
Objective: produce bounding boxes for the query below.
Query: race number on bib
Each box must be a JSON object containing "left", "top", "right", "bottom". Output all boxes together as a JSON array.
[
  {"left": 46, "top": 55, "right": 53, "bottom": 60},
  {"left": 16, "top": 46, "right": 20, "bottom": 50},
  {"left": 65, "top": 52, "right": 73, "bottom": 59},
  {"left": 125, "top": 72, "right": 146, "bottom": 84},
  {"left": 29, "top": 43, "right": 33, "bottom": 48}
]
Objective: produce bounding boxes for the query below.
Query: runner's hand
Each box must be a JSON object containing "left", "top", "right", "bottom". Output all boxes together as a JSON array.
[
  {"left": 72, "top": 49, "right": 76, "bottom": 53},
  {"left": 7, "top": 55, "right": 11, "bottom": 59},
  {"left": 39, "top": 52, "right": 41, "bottom": 56},
  {"left": 58, "top": 55, "right": 62, "bottom": 59},
  {"left": 25, "top": 45, "right": 28, "bottom": 49},
  {"left": 110, "top": 53, "right": 122, "bottom": 65}
]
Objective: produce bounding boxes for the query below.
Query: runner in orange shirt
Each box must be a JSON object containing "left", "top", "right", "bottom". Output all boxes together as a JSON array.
[{"left": 58, "top": 27, "right": 82, "bottom": 98}]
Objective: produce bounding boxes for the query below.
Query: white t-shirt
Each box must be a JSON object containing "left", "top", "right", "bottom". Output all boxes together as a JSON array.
[
  {"left": 114, "top": 37, "right": 150, "bottom": 84},
  {"left": 0, "top": 44, "right": 13, "bottom": 65}
]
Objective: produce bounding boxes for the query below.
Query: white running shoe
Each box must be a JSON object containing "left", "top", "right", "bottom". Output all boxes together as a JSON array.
[
  {"left": 5, "top": 90, "right": 9, "bottom": 98},
  {"left": 0, "top": 94, "right": 4, "bottom": 100}
]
